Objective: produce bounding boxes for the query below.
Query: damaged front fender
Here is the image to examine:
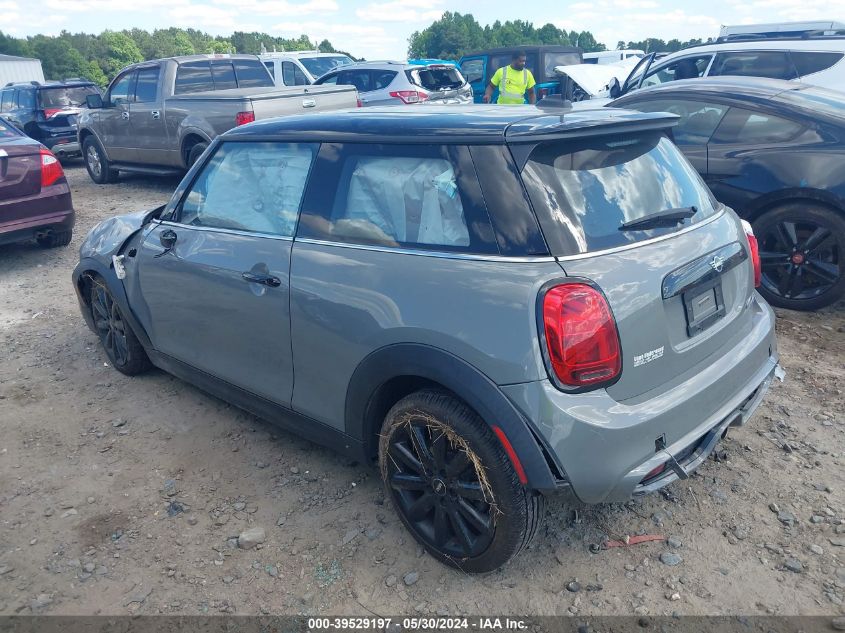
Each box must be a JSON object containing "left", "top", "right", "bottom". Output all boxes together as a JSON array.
[{"left": 79, "top": 206, "right": 164, "bottom": 262}]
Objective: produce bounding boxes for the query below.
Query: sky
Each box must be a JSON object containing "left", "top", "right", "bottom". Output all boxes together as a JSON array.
[{"left": 0, "top": 0, "right": 839, "bottom": 59}]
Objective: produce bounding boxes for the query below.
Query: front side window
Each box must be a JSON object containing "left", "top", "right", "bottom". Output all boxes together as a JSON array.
[
  {"left": 234, "top": 59, "right": 275, "bottom": 87},
  {"left": 315, "top": 72, "right": 339, "bottom": 85},
  {"left": 0, "top": 89, "right": 14, "bottom": 112},
  {"left": 521, "top": 133, "right": 718, "bottom": 255},
  {"left": 711, "top": 107, "right": 805, "bottom": 144},
  {"left": 133, "top": 67, "right": 160, "bottom": 103},
  {"left": 282, "top": 62, "right": 308, "bottom": 86},
  {"left": 298, "top": 144, "right": 497, "bottom": 253},
  {"left": 175, "top": 62, "right": 213, "bottom": 95},
  {"left": 710, "top": 51, "right": 797, "bottom": 81},
  {"left": 108, "top": 72, "right": 135, "bottom": 105},
  {"left": 298, "top": 55, "right": 352, "bottom": 78},
  {"left": 640, "top": 54, "right": 712, "bottom": 89},
  {"left": 179, "top": 142, "right": 318, "bottom": 237},
  {"left": 461, "top": 58, "right": 484, "bottom": 84},
  {"left": 619, "top": 98, "right": 728, "bottom": 145}
]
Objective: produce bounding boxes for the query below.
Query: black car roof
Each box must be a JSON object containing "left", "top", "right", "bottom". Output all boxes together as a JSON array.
[
  {"left": 224, "top": 105, "right": 678, "bottom": 144},
  {"left": 614, "top": 76, "right": 845, "bottom": 124}
]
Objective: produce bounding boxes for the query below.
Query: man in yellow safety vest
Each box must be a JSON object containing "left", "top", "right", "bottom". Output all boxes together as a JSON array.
[{"left": 483, "top": 51, "right": 536, "bottom": 105}]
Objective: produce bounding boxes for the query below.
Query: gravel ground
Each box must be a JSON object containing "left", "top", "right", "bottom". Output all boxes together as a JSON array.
[{"left": 0, "top": 163, "right": 843, "bottom": 617}]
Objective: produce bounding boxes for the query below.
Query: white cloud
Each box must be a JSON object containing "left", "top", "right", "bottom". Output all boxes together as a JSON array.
[
  {"left": 271, "top": 20, "right": 400, "bottom": 59},
  {"left": 44, "top": 0, "right": 188, "bottom": 9},
  {"left": 209, "top": 0, "right": 339, "bottom": 17},
  {"left": 355, "top": 0, "right": 444, "bottom": 23},
  {"left": 0, "top": 0, "right": 19, "bottom": 10},
  {"left": 729, "top": 0, "right": 836, "bottom": 22}
]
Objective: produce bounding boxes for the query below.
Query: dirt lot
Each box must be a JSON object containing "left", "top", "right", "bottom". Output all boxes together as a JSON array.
[{"left": 0, "top": 162, "right": 844, "bottom": 618}]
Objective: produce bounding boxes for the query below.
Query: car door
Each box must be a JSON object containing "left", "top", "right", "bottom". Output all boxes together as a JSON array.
[
  {"left": 705, "top": 106, "right": 807, "bottom": 212},
  {"left": 612, "top": 96, "right": 729, "bottom": 176},
  {"left": 135, "top": 140, "right": 318, "bottom": 405},
  {"left": 100, "top": 70, "right": 136, "bottom": 162},
  {"left": 459, "top": 56, "right": 487, "bottom": 102},
  {"left": 129, "top": 64, "right": 170, "bottom": 165},
  {"left": 634, "top": 53, "right": 714, "bottom": 92}
]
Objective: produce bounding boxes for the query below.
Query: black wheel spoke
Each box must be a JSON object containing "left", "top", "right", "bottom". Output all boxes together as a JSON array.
[
  {"left": 431, "top": 430, "right": 447, "bottom": 470},
  {"left": 94, "top": 317, "right": 109, "bottom": 333},
  {"left": 389, "top": 473, "right": 428, "bottom": 491},
  {"left": 804, "top": 260, "right": 839, "bottom": 285},
  {"left": 451, "top": 480, "right": 485, "bottom": 501},
  {"left": 759, "top": 251, "right": 788, "bottom": 268},
  {"left": 779, "top": 266, "right": 804, "bottom": 298},
  {"left": 802, "top": 226, "right": 831, "bottom": 253},
  {"left": 433, "top": 505, "right": 450, "bottom": 545},
  {"left": 410, "top": 423, "right": 435, "bottom": 470},
  {"left": 92, "top": 297, "right": 109, "bottom": 320},
  {"left": 445, "top": 503, "right": 474, "bottom": 555},
  {"left": 406, "top": 493, "right": 435, "bottom": 521},
  {"left": 776, "top": 222, "right": 798, "bottom": 250},
  {"left": 114, "top": 333, "right": 128, "bottom": 364},
  {"left": 390, "top": 442, "right": 426, "bottom": 476},
  {"left": 445, "top": 451, "right": 471, "bottom": 478},
  {"left": 456, "top": 498, "right": 491, "bottom": 533}
]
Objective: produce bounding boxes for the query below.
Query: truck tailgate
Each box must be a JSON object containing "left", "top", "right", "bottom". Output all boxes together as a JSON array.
[{"left": 250, "top": 85, "right": 358, "bottom": 120}]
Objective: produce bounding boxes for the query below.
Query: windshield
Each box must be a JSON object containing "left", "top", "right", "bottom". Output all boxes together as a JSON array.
[
  {"left": 407, "top": 66, "right": 465, "bottom": 90},
  {"left": 299, "top": 55, "right": 353, "bottom": 78},
  {"left": 521, "top": 132, "right": 718, "bottom": 255},
  {"left": 38, "top": 86, "right": 99, "bottom": 108}
]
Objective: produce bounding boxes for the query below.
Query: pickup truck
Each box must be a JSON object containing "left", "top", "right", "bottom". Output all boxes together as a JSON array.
[{"left": 77, "top": 54, "right": 357, "bottom": 183}]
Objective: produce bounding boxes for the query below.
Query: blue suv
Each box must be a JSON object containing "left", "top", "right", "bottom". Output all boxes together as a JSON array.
[{"left": 0, "top": 80, "right": 101, "bottom": 158}]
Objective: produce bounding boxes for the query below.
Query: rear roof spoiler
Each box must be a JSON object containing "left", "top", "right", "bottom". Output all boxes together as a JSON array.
[{"left": 504, "top": 110, "right": 679, "bottom": 143}]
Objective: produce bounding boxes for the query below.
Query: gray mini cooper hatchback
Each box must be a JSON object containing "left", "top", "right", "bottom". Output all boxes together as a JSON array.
[{"left": 73, "top": 106, "right": 780, "bottom": 572}]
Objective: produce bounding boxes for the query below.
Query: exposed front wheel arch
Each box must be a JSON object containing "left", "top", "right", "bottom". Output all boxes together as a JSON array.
[{"left": 181, "top": 134, "right": 210, "bottom": 169}]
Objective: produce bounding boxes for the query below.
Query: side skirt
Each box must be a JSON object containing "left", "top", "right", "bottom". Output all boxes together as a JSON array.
[{"left": 147, "top": 350, "right": 367, "bottom": 462}]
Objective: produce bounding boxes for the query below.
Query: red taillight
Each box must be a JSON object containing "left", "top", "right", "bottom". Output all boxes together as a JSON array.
[
  {"left": 742, "top": 219, "right": 761, "bottom": 288},
  {"left": 357, "top": 98, "right": 363, "bottom": 108},
  {"left": 235, "top": 111, "right": 255, "bottom": 126},
  {"left": 389, "top": 90, "right": 428, "bottom": 104},
  {"left": 538, "top": 87, "right": 549, "bottom": 99},
  {"left": 39, "top": 148, "right": 63, "bottom": 188},
  {"left": 42, "top": 108, "right": 63, "bottom": 119},
  {"left": 542, "top": 283, "right": 621, "bottom": 387},
  {"left": 642, "top": 462, "right": 666, "bottom": 482}
]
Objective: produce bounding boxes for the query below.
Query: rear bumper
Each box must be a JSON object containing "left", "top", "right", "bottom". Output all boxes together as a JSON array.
[
  {"left": 0, "top": 185, "right": 75, "bottom": 246},
  {"left": 501, "top": 293, "right": 778, "bottom": 503},
  {"left": 49, "top": 140, "right": 81, "bottom": 156}
]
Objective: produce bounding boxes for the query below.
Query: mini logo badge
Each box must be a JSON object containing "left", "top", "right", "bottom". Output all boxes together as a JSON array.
[
  {"left": 633, "top": 346, "right": 664, "bottom": 367},
  {"left": 709, "top": 255, "right": 725, "bottom": 273}
]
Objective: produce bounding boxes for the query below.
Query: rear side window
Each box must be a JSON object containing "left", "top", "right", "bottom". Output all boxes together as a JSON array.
[
  {"left": 521, "top": 133, "right": 718, "bottom": 256},
  {"left": 18, "top": 89, "right": 35, "bottom": 109},
  {"left": 710, "top": 51, "right": 797, "bottom": 80},
  {"left": 134, "top": 67, "right": 160, "bottom": 103},
  {"left": 790, "top": 51, "right": 845, "bottom": 77},
  {"left": 711, "top": 107, "right": 804, "bottom": 144},
  {"left": 234, "top": 59, "right": 274, "bottom": 88},
  {"left": 372, "top": 70, "right": 396, "bottom": 90},
  {"left": 179, "top": 142, "right": 318, "bottom": 237},
  {"left": 282, "top": 62, "right": 308, "bottom": 86},
  {"left": 298, "top": 143, "right": 498, "bottom": 254},
  {"left": 619, "top": 98, "right": 728, "bottom": 145},
  {"left": 488, "top": 53, "right": 539, "bottom": 81},
  {"left": 407, "top": 66, "right": 464, "bottom": 90},
  {"left": 263, "top": 61, "right": 275, "bottom": 78},
  {"left": 338, "top": 70, "right": 372, "bottom": 92},
  {"left": 175, "top": 62, "right": 213, "bottom": 95},
  {"left": 211, "top": 61, "right": 237, "bottom": 90}
]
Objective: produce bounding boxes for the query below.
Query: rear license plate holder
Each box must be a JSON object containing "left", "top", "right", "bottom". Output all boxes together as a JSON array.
[{"left": 682, "top": 278, "right": 726, "bottom": 336}]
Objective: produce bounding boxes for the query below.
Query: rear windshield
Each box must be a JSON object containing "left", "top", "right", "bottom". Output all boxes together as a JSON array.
[
  {"left": 38, "top": 86, "right": 99, "bottom": 108},
  {"left": 0, "top": 117, "right": 21, "bottom": 138},
  {"left": 406, "top": 66, "right": 465, "bottom": 90},
  {"left": 175, "top": 60, "right": 273, "bottom": 94},
  {"left": 521, "top": 132, "right": 718, "bottom": 255},
  {"left": 299, "top": 55, "right": 353, "bottom": 78}
]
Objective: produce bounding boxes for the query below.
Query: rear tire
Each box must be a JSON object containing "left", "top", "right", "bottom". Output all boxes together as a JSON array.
[
  {"left": 89, "top": 280, "right": 151, "bottom": 376},
  {"left": 83, "top": 137, "right": 118, "bottom": 184},
  {"left": 187, "top": 142, "right": 208, "bottom": 169},
  {"left": 378, "top": 390, "right": 544, "bottom": 573},
  {"left": 753, "top": 203, "right": 845, "bottom": 311},
  {"left": 37, "top": 229, "right": 72, "bottom": 248}
]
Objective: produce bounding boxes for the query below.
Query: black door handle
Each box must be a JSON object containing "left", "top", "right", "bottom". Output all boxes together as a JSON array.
[{"left": 242, "top": 272, "right": 281, "bottom": 287}]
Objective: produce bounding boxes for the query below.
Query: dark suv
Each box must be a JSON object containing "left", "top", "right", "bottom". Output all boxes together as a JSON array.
[
  {"left": 0, "top": 80, "right": 101, "bottom": 158},
  {"left": 73, "top": 106, "right": 779, "bottom": 572}
]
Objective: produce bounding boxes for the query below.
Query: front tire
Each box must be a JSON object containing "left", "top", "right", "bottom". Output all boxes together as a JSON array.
[
  {"left": 753, "top": 203, "right": 845, "bottom": 311},
  {"left": 187, "top": 142, "right": 209, "bottom": 169},
  {"left": 90, "top": 280, "right": 151, "bottom": 376},
  {"left": 378, "top": 390, "right": 543, "bottom": 573},
  {"left": 83, "top": 137, "right": 118, "bottom": 184}
]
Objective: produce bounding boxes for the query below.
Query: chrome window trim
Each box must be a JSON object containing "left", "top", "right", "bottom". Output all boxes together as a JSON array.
[
  {"left": 294, "top": 237, "right": 556, "bottom": 263},
  {"left": 156, "top": 219, "right": 294, "bottom": 241},
  {"left": 555, "top": 208, "right": 725, "bottom": 262}
]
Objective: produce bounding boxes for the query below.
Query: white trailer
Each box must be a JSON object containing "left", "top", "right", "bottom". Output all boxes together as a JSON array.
[{"left": 0, "top": 54, "right": 46, "bottom": 86}]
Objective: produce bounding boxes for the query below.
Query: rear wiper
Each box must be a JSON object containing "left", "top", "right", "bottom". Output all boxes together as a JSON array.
[{"left": 618, "top": 206, "right": 697, "bottom": 232}]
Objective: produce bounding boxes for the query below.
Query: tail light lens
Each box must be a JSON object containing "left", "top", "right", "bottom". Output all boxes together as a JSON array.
[
  {"left": 357, "top": 98, "right": 363, "bottom": 108},
  {"left": 39, "top": 148, "right": 64, "bottom": 188},
  {"left": 389, "top": 90, "right": 428, "bottom": 104},
  {"left": 538, "top": 87, "right": 549, "bottom": 99},
  {"left": 542, "top": 283, "right": 621, "bottom": 387},
  {"left": 741, "top": 219, "right": 761, "bottom": 288},
  {"left": 42, "top": 108, "right": 64, "bottom": 119},
  {"left": 235, "top": 111, "right": 255, "bottom": 126}
]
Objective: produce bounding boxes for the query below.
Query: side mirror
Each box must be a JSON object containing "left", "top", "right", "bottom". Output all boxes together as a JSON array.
[
  {"left": 608, "top": 77, "right": 621, "bottom": 99},
  {"left": 86, "top": 94, "right": 104, "bottom": 109}
]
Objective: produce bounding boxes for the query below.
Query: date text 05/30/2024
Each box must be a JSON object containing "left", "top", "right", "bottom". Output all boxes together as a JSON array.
[{"left": 307, "top": 618, "right": 529, "bottom": 630}]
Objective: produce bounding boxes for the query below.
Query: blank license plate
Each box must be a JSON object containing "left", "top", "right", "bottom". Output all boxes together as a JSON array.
[{"left": 682, "top": 281, "right": 726, "bottom": 336}]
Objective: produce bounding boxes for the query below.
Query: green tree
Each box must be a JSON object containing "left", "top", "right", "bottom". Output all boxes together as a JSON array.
[
  {"left": 95, "top": 30, "right": 143, "bottom": 78},
  {"left": 0, "top": 31, "right": 32, "bottom": 57},
  {"left": 408, "top": 12, "right": 486, "bottom": 59}
]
